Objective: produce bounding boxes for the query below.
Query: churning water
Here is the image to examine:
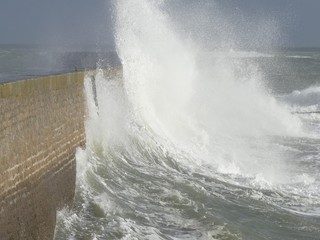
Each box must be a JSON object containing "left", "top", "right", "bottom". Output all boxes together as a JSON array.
[{"left": 55, "top": 1, "right": 320, "bottom": 239}]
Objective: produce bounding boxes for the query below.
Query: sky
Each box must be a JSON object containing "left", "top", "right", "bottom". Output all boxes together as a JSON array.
[
  {"left": 223, "top": 0, "right": 320, "bottom": 48},
  {"left": 0, "top": 0, "right": 319, "bottom": 48},
  {"left": 0, "top": 0, "right": 114, "bottom": 49}
]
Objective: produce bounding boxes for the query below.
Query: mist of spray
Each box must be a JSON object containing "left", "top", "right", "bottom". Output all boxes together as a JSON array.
[{"left": 86, "top": 0, "right": 303, "bottom": 184}]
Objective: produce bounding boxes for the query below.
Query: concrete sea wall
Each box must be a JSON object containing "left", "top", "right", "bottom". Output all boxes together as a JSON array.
[{"left": 0, "top": 72, "right": 86, "bottom": 239}]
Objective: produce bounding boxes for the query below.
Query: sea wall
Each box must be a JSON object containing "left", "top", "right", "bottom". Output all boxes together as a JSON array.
[{"left": 0, "top": 72, "right": 86, "bottom": 240}]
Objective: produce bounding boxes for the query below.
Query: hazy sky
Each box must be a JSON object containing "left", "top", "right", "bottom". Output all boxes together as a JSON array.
[
  {"left": 0, "top": 0, "right": 114, "bottom": 48},
  {"left": 0, "top": 0, "right": 319, "bottom": 48}
]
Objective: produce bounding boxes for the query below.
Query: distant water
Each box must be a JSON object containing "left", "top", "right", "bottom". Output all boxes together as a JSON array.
[
  {"left": 0, "top": 44, "right": 120, "bottom": 83},
  {"left": 15, "top": 1, "right": 318, "bottom": 240}
]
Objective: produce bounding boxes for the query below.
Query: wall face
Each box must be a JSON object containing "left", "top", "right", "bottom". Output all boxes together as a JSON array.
[{"left": 0, "top": 72, "right": 86, "bottom": 240}]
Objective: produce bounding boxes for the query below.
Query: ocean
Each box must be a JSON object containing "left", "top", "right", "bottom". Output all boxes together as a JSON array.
[
  {"left": 0, "top": 44, "right": 119, "bottom": 83},
  {"left": 53, "top": 47, "right": 320, "bottom": 239},
  {"left": 4, "top": 1, "right": 320, "bottom": 239}
]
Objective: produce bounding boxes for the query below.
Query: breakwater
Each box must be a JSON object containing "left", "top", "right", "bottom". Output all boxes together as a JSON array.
[{"left": 0, "top": 72, "right": 86, "bottom": 239}]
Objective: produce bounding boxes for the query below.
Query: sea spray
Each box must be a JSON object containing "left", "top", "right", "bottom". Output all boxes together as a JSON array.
[
  {"left": 113, "top": 0, "right": 302, "bottom": 182},
  {"left": 115, "top": 0, "right": 198, "bottom": 147},
  {"left": 54, "top": 1, "right": 320, "bottom": 239}
]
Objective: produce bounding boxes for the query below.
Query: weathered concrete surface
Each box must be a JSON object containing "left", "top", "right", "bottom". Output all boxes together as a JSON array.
[{"left": 0, "top": 72, "right": 86, "bottom": 239}]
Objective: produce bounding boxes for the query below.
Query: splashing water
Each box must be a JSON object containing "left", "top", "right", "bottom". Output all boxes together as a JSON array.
[
  {"left": 54, "top": 1, "right": 320, "bottom": 239},
  {"left": 114, "top": 0, "right": 303, "bottom": 182}
]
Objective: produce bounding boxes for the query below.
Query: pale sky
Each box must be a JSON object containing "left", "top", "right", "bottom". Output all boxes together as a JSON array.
[{"left": 0, "top": 0, "right": 319, "bottom": 48}]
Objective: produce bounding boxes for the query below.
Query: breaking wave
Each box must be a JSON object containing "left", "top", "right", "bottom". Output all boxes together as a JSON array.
[{"left": 54, "top": 1, "right": 320, "bottom": 239}]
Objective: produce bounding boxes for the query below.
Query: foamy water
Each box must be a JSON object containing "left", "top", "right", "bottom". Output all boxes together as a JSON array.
[{"left": 54, "top": 1, "right": 320, "bottom": 239}]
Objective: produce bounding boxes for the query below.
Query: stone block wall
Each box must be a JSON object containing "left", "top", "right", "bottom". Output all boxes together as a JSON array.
[{"left": 0, "top": 72, "right": 86, "bottom": 239}]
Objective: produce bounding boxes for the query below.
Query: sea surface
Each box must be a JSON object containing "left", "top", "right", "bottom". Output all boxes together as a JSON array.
[
  {"left": 0, "top": 44, "right": 119, "bottom": 83},
  {"left": 53, "top": 48, "right": 320, "bottom": 240},
  {"left": 59, "top": 1, "right": 320, "bottom": 239},
  {"left": 3, "top": 1, "right": 320, "bottom": 239}
]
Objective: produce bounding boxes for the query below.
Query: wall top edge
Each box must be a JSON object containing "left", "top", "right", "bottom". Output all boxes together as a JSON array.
[{"left": 0, "top": 71, "right": 86, "bottom": 98}]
